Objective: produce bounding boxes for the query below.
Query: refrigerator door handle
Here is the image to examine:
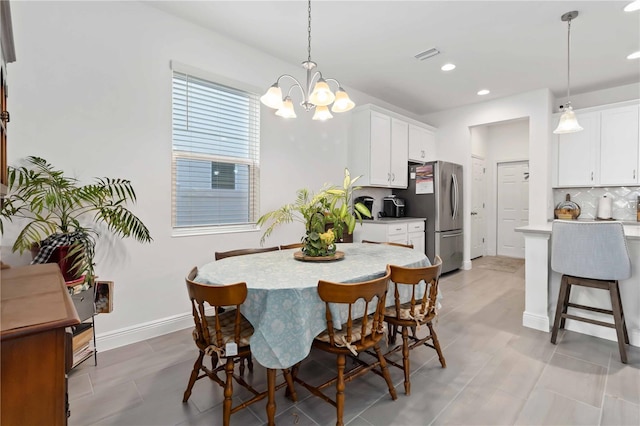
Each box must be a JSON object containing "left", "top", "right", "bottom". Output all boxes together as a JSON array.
[
  {"left": 442, "top": 232, "right": 463, "bottom": 238},
  {"left": 452, "top": 173, "right": 459, "bottom": 219},
  {"left": 450, "top": 174, "right": 455, "bottom": 219}
]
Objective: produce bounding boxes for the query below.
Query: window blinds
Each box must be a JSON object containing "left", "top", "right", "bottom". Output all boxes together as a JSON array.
[{"left": 172, "top": 71, "right": 260, "bottom": 229}]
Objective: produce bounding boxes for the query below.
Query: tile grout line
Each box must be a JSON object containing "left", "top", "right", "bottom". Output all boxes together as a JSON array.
[
  {"left": 427, "top": 350, "right": 499, "bottom": 426},
  {"left": 598, "top": 352, "right": 612, "bottom": 426},
  {"left": 514, "top": 332, "right": 562, "bottom": 422}
]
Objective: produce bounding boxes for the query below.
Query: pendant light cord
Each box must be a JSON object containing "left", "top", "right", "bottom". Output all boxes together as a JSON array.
[
  {"left": 566, "top": 17, "right": 572, "bottom": 102},
  {"left": 307, "top": 0, "right": 312, "bottom": 63}
]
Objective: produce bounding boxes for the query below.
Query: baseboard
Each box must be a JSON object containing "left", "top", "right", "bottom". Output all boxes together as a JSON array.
[
  {"left": 565, "top": 321, "right": 640, "bottom": 348},
  {"left": 522, "top": 311, "right": 550, "bottom": 332},
  {"left": 95, "top": 312, "right": 193, "bottom": 352},
  {"left": 463, "top": 260, "right": 472, "bottom": 270}
]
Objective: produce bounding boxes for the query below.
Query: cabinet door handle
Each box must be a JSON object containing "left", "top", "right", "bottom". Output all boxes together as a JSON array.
[
  {"left": 392, "top": 173, "right": 395, "bottom": 182},
  {"left": 591, "top": 171, "right": 594, "bottom": 181},
  {"left": 634, "top": 169, "right": 636, "bottom": 180},
  {"left": 387, "top": 173, "right": 391, "bottom": 182},
  {"left": 421, "top": 150, "right": 425, "bottom": 158}
]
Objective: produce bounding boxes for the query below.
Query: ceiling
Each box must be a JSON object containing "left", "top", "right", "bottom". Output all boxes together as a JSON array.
[{"left": 148, "top": 1, "right": 640, "bottom": 116}]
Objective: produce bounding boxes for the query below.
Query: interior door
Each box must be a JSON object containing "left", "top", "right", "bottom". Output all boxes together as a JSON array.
[
  {"left": 470, "top": 157, "right": 486, "bottom": 259},
  {"left": 497, "top": 161, "right": 529, "bottom": 258}
]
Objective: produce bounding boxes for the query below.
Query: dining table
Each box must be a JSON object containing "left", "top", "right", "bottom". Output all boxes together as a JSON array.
[{"left": 195, "top": 242, "right": 430, "bottom": 369}]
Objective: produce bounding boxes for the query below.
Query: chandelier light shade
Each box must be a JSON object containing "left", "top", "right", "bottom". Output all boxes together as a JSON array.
[
  {"left": 261, "top": 0, "right": 355, "bottom": 120},
  {"left": 276, "top": 97, "right": 297, "bottom": 118},
  {"left": 554, "top": 11, "right": 583, "bottom": 135}
]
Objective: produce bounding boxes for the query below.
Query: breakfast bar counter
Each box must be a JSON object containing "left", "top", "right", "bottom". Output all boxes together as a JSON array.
[{"left": 516, "top": 222, "right": 640, "bottom": 346}]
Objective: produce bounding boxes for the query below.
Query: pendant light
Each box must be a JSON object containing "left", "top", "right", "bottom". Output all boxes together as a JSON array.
[
  {"left": 554, "top": 11, "right": 583, "bottom": 134},
  {"left": 260, "top": 0, "right": 355, "bottom": 119}
]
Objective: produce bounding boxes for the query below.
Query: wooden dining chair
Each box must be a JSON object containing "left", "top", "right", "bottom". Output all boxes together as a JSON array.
[
  {"left": 385, "top": 256, "right": 445, "bottom": 395},
  {"left": 183, "top": 267, "right": 297, "bottom": 426},
  {"left": 361, "top": 240, "right": 414, "bottom": 249},
  {"left": 214, "top": 246, "right": 280, "bottom": 260},
  {"left": 292, "top": 267, "right": 397, "bottom": 426},
  {"left": 279, "top": 242, "right": 303, "bottom": 250}
]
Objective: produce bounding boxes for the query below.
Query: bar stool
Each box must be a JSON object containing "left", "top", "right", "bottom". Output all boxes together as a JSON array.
[{"left": 550, "top": 220, "right": 631, "bottom": 363}]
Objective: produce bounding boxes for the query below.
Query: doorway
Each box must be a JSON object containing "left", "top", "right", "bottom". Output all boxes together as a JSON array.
[
  {"left": 497, "top": 161, "right": 529, "bottom": 258},
  {"left": 470, "top": 156, "right": 486, "bottom": 259}
]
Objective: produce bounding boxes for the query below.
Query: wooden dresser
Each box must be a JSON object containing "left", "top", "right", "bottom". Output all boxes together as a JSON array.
[{"left": 1, "top": 264, "right": 80, "bottom": 426}]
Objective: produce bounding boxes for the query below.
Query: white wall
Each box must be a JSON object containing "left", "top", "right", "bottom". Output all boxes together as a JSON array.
[
  {"left": 483, "top": 119, "right": 529, "bottom": 256},
  {"left": 424, "top": 89, "right": 554, "bottom": 269},
  {"left": 3, "top": 1, "right": 414, "bottom": 349}
]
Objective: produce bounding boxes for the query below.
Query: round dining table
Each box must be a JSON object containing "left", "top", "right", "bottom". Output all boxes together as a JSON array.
[{"left": 195, "top": 242, "right": 430, "bottom": 369}]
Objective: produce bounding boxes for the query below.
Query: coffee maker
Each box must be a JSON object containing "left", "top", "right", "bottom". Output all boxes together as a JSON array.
[{"left": 354, "top": 196, "right": 374, "bottom": 219}]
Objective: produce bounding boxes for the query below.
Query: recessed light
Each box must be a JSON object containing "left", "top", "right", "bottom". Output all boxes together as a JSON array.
[
  {"left": 477, "top": 89, "right": 490, "bottom": 96},
  {"left": 624, "top": 1, "right": 640, "bottom": 12},
  {"left": 627, "top": 51, "right": 640, "bottom": 59},
  {"left": 441, "top": 63, "right": 456, "bottom": 71}
]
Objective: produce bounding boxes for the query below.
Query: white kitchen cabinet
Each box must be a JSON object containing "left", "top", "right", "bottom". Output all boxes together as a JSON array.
[
  {"left": 354, "top": 219, "right": 425, "bottom": 253},
  {"left": 349, "top": 104, "right": 435, "bottom": 189},
  {"left": 407, "top": 220, "right": 425, "bottom": 253},
  {"left": 408, "top": 124, "right": 435, "bottom": 163},
  {"left": 390, "top": 118, "right": 409, "bottom": 188},
  {"left": 599, "top": 104, "right": 639, "bottom": 185},
  {"left": 553, "top": 101, "right": 640, "bottom": 188},
  {"left": 556, "top": 111, "right": 600, "bottom": 187},
  {"left": 369, "top": 111, "right": 392, "bottom": 186}
]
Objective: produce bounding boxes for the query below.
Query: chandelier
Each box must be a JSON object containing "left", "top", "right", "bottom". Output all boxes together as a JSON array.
[
  {"left": 553, "top": 11, "right": 583, "bottom": 134},
  {"left": 260, "top": 0, "right": 355, "bottom": 120}
]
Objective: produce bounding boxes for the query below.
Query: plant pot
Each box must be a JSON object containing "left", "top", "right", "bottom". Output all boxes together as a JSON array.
[{"left": 31, "top": 243, "right": 84, "bottom": 282}]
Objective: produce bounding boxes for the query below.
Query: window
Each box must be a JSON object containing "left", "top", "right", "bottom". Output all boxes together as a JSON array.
[{"left": 171, "top": 64, "right": 260, "bottom": 233}]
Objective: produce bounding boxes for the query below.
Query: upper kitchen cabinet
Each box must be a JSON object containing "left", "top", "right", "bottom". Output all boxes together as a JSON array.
[
  {"left": 349, "top": 104, "right": 435, "bottom": 188},
  {"left": 599, "top": 104, "right": 639, "bottom": 186},
  {"left": 408, "top": 123, "right": 436, "bottom": 163},
  {"left": 556, "top": 111, "right": 600, "bottom": 187},
  {"left": 553, "top": 101, "right": 640, "bottom": 188}
]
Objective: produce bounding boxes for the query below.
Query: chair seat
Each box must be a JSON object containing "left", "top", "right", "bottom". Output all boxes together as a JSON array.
[
  {"left": 315, "top": 315, "right": 386, "bottom": 351},
  {"left": 200, "top": 309, "right": 254, "bottom": 348},
  {"left": 384, "top": 302, "right": 435, "bottom": 324}
]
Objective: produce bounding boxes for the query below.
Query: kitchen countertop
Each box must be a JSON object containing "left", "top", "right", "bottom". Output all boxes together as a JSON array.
[
  {"left": 516, "top": 221, "right": 640, "bottom": 240},
  {"left": 361, "top": 217, "right": 426, "bottom": 224}
]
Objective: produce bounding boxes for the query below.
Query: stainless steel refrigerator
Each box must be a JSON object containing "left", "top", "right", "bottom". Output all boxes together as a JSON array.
[{"left": 394, "top": 161, "right": 463, "bottom": 273}]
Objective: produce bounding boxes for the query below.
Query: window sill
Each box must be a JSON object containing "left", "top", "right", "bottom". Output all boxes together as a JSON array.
[{"left": 172, "top": 224, "right": 260, "bottom": 238}]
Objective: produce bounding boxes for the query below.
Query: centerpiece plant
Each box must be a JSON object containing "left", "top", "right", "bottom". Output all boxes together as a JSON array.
[
  {"left": 257, "top": 168, "right": 371, "bottom": 257},
  {"left": 0, "top": 156, "right": 152, "bottom": 281}
]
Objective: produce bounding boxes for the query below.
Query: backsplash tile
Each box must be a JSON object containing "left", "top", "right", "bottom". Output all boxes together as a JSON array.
[{"left": 553, "top": 187, "right": 640, "bottom": 221}]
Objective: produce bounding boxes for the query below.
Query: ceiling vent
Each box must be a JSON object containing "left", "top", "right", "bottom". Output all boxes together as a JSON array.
[{"left": 414, "top": 47, "right": 440, "bottom": 61}]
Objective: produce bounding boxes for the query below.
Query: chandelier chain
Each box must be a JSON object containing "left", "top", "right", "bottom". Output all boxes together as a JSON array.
[{"left": 307, "top": 0, "right": 312, "bottom": 63}]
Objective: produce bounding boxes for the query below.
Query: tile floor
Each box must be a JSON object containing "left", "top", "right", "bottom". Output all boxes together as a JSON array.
[{"left": 68, "top": 256, "right": 640, "bottom": 425}]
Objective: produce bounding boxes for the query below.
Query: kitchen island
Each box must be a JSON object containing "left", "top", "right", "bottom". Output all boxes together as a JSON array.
[{"left": 516, "top": 222, "right": 640, "bottom": 346}]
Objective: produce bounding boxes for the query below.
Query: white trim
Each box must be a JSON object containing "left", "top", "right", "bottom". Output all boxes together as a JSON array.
[
  {"left": 172, "top": 224, "right": 260, "bottom": 237},
  {"left": 522, "top": 311, "right": 550, "bottom": 332},
  {"left": 462, "top": 260, "right": 472, "bottom": 270},
  {"left": 170, "top": 60, "right": 261, "bottom": 96},
  {"left": 95, "top": 312, "right": 193, "bottom": 352}
]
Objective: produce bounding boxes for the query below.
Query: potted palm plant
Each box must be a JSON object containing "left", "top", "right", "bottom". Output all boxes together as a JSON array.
[
  {"left": 0, "top": 156, "right": 152, "bottom": 281},
  {"left": 257, "top": 168, "right": 371, "bottom": 257}
]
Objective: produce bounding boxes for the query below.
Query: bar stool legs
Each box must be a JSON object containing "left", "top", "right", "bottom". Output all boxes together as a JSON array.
[{"left": 550, "top": 275, "right": 629, "bottom": 364}]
